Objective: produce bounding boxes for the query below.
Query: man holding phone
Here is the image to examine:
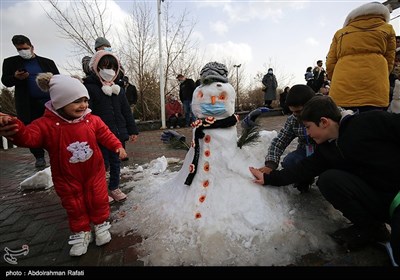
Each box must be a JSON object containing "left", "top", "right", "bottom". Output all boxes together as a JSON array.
[{"left": 1, "top": 35, "right": 59, "bottom": 168}]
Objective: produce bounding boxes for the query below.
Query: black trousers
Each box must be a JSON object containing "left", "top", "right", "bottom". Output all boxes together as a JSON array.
[{"left": 317, "top": 169, "right": 399, "bottom": 263}]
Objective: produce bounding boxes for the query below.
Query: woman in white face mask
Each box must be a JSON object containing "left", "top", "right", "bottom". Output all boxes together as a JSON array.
[
  {"left": 88, "top": 51, "right": 120, "bottom": 96},
  {"left": 83, "top": 50, "right": 139, "bottom": 204}
]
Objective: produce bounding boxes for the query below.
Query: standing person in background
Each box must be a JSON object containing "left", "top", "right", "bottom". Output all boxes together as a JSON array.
[
  {"left": 1, "top": 35, "right": 59, "bottom": 168},
  {"left": 311, "top": 60, "right": 327, "bottom": 93},
  {"left": 81, "top": 37, "right": 125, "bottom": 80},
  {"left": 177, "top": 74, "right": 196, "bottom": 127},
  {"left": 279, "top": 86, "right": 291, "bottom": 115},
  {"left": 122, "top": 76, "right": 138, "bottom": 110},
  {"left": 312, "top": 60, "right": 325, "bottom": 82},
  {"left": 305, "top": 67, "right": 314, "bottom": 84},
  {"left": 120, "top": 75, "right": 138, "bottom": 162},
  {"left": 262, "top": 68, "right": 278, "bottom": 109},
  {"left": 326, "top": 2, "right": 396, "bottom": 112},
  {"left": 84, "top": 50, "right": 139, "bottom": 203},
  {"left": 0, "top": 73, "right": 127, "bottom": 257}
]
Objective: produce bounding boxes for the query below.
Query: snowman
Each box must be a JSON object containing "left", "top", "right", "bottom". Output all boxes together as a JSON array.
[{"left": 120, "top": 62, "right": 315, "bottom": 266}]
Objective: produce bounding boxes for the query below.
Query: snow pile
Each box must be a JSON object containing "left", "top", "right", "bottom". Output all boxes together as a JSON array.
[
  {"left": 111, "top": 130, "right": 348, "bottom": 266},
  {"left": 19, "top": 167, "right": 53, "bottom": 190}
]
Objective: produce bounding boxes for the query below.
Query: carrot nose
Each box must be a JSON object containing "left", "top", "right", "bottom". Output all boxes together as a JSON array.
[{"left": 211, "top": 96, "right": 216, "bottom": 105}]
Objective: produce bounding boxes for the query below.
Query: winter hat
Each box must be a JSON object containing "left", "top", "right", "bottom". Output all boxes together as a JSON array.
[
  {"left": 199, "top": 62, "right": 228, "bottom": 85},
  {"left": 94, "top": 37, "right": 111, "bottom": 50},
  {"left": 89, "top": 50, "right": 121, "bottom": 95},
  {"left": 36, "top": 73, "right": 89, "bottom": 110}
]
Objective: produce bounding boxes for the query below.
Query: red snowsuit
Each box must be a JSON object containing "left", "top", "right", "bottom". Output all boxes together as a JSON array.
[{"left": 11, "top": 108, "right": 123, "bottom": 232}]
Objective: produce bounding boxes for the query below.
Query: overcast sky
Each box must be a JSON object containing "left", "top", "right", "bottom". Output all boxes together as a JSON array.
[{"left": 1, "top": 0, "right": 399, "bottom": 87}]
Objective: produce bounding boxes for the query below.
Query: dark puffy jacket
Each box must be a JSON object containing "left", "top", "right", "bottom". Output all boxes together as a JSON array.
[
  {"left": 84, "top": 74, "right": 139, "bottom": 142},
  {"left": 179, "top": 78, "right": 196, "bottom": 102},
  {"left": 1, "top": 55, "right": 59, "bottom": 123}
]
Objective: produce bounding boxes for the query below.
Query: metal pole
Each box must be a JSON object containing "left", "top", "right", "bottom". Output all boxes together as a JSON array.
[
  {"left": 158, "top": 0, "right": 166, "bottom": 128},
  {"left": 233, "top": 64, "right": 241, "bottom": 110}
]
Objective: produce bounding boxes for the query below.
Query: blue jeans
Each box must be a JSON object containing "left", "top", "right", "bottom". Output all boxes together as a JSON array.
[
  {"left": 282, "top": 147, "right": 313, "bottom": 185},
  {"left": 100, "top": 145, "right": 120, "bottom": 191},
  {"left": 281, "top": 147, "right": 306, "bottom": 169},
  {"left": 182, "top": 100, "right": 195, "bottom": 127}
]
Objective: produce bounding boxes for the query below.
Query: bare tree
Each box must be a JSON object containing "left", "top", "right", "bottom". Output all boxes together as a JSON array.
[
  {"left": 43, "top": 0, "right": 201, "bottom": 121},
  {"left": 161, "top": 2, "right": 200, "bottom": 96},
  {"left": 118, "top": 2, "right": 157, "bottom": 121},
  {"left": 44, "top": 0, "right": 110, "bottom": 55}
]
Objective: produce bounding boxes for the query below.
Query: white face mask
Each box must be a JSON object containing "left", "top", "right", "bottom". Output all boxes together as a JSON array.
[
  {"left": 99, "top": 69, "right": 116, "bottom": 82},
  {"left": 103, "top": 47, "right": 112, "bottom": 52},
  {"left": 18, "top": 49, "right": 33, "bottom": 60}
]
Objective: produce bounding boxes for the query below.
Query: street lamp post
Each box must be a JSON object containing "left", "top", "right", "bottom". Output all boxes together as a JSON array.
[
  {"left": 233, "top": 64, "right": 241, "bottom": 111},
  {"left": 158, "top": 0, "right": 166, "bottom": 128}
]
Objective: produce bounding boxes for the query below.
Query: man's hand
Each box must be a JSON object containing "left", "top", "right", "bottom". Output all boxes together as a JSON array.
[
  {"left": 116, "top": 147, "right": 127, "bottom": 160},
  {"left": 129, "top": 135, "right": 138, "bottom": 143},
  {"left": 0, "top": 114, "right": 18, "bottom": 139},
  {"left": 15, "top": 69, "right": 29, "bottom": 80},
  {"left": 241, "top": 107, "right": 269, "bottom": 129},
  {"left": 249, "top": 166, "right": 265, "bottom": 185}
]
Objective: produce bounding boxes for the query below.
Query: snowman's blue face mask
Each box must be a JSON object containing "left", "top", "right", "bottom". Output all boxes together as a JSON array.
[{"left": 200, "top": 102, "right": 227, "bottom": 116}]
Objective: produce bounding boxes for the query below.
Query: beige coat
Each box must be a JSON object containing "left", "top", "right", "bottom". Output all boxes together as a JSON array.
[{"left": 326, "top": 2, "right": 396, "bottom": 108}]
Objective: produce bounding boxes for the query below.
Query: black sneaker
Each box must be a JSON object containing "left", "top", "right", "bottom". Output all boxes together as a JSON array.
[
  {"left": 35, "top": 157, "right": 46, "bottom": 168},
  {"left": 330, "top": 224, "right": 390, "bottom": 251},
  {"left": 293, "top": 183, "right": 311, "bottom": 193}
]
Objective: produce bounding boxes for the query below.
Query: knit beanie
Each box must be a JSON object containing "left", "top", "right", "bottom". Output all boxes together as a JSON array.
[
  {"left": 94, "top": 37, "right": 111, "bottom": 50},
  {"left": 199, "top": 62, "right": 228, "bottom": 85},
  {"left": 89, "top": 50, "right": 121, "bottom": 95},
  {"left": 36, "top": 73, "right": 89, "bottom": 110}
]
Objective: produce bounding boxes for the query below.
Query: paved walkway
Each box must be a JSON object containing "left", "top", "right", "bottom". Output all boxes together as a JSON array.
[{"left": 0, "top": 115, "right": 394, "bottom": 271}]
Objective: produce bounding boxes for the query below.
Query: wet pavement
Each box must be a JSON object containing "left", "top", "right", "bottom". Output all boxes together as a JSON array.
[{"left": 0, "top": 114, "right": 397, "bottom": 276}]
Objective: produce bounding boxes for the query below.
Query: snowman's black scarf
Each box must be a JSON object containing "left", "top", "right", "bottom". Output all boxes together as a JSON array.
[{"left": 185, "top": 114, "right": 238, "bottom": 186}]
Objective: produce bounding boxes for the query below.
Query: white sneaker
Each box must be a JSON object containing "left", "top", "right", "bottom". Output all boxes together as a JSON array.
[
  {"left": 94, "top": 221, "right": 111, "bottom": 246},
  {"left": 68, "top": 231, "right": 92, "bottom": 256},
  {"left": 108, "top": 195, "right": 114, "bottom": 204}
]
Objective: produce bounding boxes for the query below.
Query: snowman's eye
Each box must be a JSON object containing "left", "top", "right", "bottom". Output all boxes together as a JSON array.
[{"left": 197, "top": 91, "right": 204, "bottom": 98}]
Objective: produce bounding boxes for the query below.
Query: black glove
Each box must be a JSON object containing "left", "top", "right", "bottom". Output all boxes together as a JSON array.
[
  {"left": 161, "top": 130, "right": 186, "bottom": 144},
  {"left": 241, "top": 107, "right": 269, "bottom": 129}
]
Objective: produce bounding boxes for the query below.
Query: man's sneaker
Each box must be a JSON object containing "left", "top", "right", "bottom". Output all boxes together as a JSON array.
[
  {"left": 330, "top": 224, "right": 390, "bottom": 251},
  {"left": 293, "top": 178, "right": 314, "bottom": 193},
  {"left": 293, "top": 183, "right": 311, "bottom": 193},
  {"left": 108, "top": 195, "right": 114, "bottom": 204},
  {"left": 94, "top": 221, "right": 111, "bottom": 246},
  {"left": 35, "top": 157, "right": 46, "bottom": 168},
  {"left": 68, "top": 231, "right": 92, "bottom": 256},
  {"left": 110, "top": 188, "right": 127, "bottom": 202}
]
